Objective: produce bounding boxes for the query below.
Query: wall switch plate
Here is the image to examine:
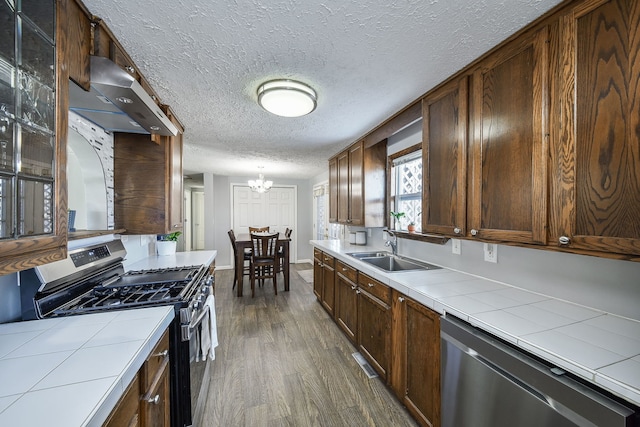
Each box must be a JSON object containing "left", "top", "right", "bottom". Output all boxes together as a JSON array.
[
  {"left": 452, "top": 239, "right": 461, "bottom": 255},
  {"left": 484, "top": 243, "right": 498, "bottom": 263}
]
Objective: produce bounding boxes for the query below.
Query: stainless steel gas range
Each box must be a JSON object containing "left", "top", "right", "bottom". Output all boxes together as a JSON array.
[{"left": 19, "top": 239, "right": 214, "bottom": 427}]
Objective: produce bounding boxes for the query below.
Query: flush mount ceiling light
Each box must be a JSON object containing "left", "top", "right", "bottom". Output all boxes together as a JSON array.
[
  {"left": 248, "top": 171, "right": 273, "bottom": 193},
  {"left": 257, "top": 79, "right": 317, "bottom": 117}
]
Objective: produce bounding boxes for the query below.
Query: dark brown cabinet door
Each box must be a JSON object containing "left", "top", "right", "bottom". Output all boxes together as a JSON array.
[
  {"left": 114, "top": 117, "right": 183, "bottom": 235},
  {"left": 469, "top": 26, "right": 549, "bottom": 244},
  {"left": 321, "top": 253, "right": 335, "bottom": 316},
  {"left": 392, "top": 292, "right": 440, "bottom": 427},
  {"left": 358, "top": 288, "right": 390, "bottom": 382},
  {"left": 328, "top": 157, "right": 338, "bottom": 223},
  {"left": 335, "top": 270, "right": 358, "bottom": 343},
  {"left": 168, "top": 130, "right": 184, "bottom": 230},
  {"left": 66, "top": 0, "right": 92, "bottom": 90},
  {"left": 422, "top": 76, "right": 469, "bottom": 237},
  {"left": 337, "top": 150, "right": 350, "bottom": 223},
  {"left": 551, "top": 0, "right": 640, "bottom": 256},
  {"left": 313, "top": 250, "right": 323, "bottom": 300},
  {"left": 103, "top": 374, "right": 140, "bottom": 427},
  {"left": 141, "top": 359, "right": 170, "bottom": 426},
  {"left": 348, "top": 141, "right": 364, "bottom": 225}
]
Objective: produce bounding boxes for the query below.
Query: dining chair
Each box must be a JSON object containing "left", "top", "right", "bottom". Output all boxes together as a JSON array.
[
  {"left": 277, "top": 228, "right": 292, "bottom": 274},
  {"left": 249, "top": 232, "right": 279, "bottom": 297},
  {"left": 249, "top": 226, "right": 270, "bottom": 233},
  {"left": 228, "top": 229, "right": 251, "bottom": 290}
]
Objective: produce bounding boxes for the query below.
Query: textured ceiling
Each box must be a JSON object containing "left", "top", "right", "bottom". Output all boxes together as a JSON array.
[{"left": 80, "top": 0, "right": 563, "bottom": 179}]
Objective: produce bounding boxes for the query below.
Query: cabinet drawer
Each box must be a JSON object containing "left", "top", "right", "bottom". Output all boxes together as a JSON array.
[
  {"left": 322, "top": 253, "right": 335, "bottom": 266},
  {"left": 314, "top": 248, "right": 323, "bottom": 260},
  {"left": 336, "top": 260, "right": 357, "bottom": 283},
  {"left": 143, "top": 329, "right": 169, "bottom": 391},
  {"left": 358, "top": 273, "right": 390, "bottom": 304}
]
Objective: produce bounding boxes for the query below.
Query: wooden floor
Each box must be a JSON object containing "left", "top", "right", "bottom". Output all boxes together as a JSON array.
[{"left": 201, "top": 263, "right": 419, "bottom": 427}]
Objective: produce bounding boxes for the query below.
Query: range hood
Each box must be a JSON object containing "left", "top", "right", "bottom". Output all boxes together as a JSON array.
[{"left": 69, "top": 56, "right": 178, "bottom": 136}]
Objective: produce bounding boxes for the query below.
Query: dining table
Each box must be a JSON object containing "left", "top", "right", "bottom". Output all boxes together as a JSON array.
[{"left": 234, "top": 232, "right": 290, "bottom": 297}]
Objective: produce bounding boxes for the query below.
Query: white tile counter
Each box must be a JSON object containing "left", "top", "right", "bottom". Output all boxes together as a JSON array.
[
  {"left": 311, "top": 239, "right": 640, "bottom": 408},
  {"left": 0, "top": 306, "right": 174, "bottom": 426},
  {"left": 125, "top": 250, "right": 217, "bottom": 272}
]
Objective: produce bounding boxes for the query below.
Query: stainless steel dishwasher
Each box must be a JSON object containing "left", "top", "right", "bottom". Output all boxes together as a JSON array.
[{"left": 440, "top": 314, "right": 639, "bottom": 427}]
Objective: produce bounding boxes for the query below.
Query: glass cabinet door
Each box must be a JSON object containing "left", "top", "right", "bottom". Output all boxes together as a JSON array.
[{"left": 0, "top": 0, "right": 56, "bottom": 240}]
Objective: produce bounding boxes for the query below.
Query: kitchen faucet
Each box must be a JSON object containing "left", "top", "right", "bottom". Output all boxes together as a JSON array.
[{"left": 385, "top": 230, "right": 398, "bottom": 255}]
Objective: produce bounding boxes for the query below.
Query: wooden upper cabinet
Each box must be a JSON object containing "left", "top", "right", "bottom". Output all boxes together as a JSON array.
[
  {"left": 66, "top": 0, "right": 92, "bottom": 90},
  {"left": 331, "top": 140, "right": 386, "bottom": 227},
  {"left": 114, "top": 111, "right": 184, "bottom": 235},
  {"left": 550, "top": 0, "right": 640, "bottom": 257},
  {"left": 328, "top": 157, "right": 338, "bottom": 223},
  {"left": 349, "top": 142, "right": 364, "bottom": 225},
  {"left": 336, "top": 150, "right": 350, "bottom": 223},
  {"left": 422, "top": 76, "right": 469, "bottom": 237},
  {"left": 469, "top": 26, "right": 549, "bottom": 244}
]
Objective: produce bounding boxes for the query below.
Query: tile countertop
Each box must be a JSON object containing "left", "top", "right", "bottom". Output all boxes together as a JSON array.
[
  {"left": 125, "top": 250, "right": 217, "bottom": 272},
  {"left": 0, "top": 306, "right": 174, "bottom": 427},
  {"left": 311, "top": 239, "right": 640, "bottom": 408}
]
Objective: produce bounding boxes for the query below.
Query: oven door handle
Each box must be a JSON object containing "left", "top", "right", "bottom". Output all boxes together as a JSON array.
[{"left": 181, "top": 304, "right": 210, "bottom": 342}]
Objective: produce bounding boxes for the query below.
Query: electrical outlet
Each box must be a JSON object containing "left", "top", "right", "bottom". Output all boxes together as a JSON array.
[
  {"left": 452, "top": 239, "right": 461, "bottom": 255},
  {"left": 484, "top": 243, "right": 498, "bottom": 263}
]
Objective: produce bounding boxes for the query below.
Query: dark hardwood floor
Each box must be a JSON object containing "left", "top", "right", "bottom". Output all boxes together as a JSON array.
[{"left": 202, "top": 263, "right": 418, "bottom": 426}]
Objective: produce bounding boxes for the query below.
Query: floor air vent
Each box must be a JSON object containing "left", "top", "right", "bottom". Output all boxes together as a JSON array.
[{"left": 352, "top": 352, "right": 378, "bottom": 378}]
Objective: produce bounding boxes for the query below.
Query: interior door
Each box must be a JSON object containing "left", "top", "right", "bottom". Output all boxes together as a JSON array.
[
  {"left": 232, "top": 185, "right": 297, "bottom": 262},
  {"left": 192, "top": 190, "right": 205, "bottom": 250}
]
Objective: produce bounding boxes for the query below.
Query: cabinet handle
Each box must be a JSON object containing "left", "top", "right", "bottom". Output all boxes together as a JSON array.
[
  {"left": 351, "top": 285, "right": 357, "bottom": 290},
  {"left": 342, "top": 267, "right": 348, "bottom": 271},
  {"left": 173, "top": 224, "right": 180, "bottom": 228},
  {"left": 453, "top": 227, "right": 461, "bottom": 234},
  {"left": 154, "top": 349, "right": 168, "bottom": 358},
  {"left": 367, "top": 283, "right": 374, "bottom": 288},
  {"left": 470, "top": 229, "right": 478, "bottom": 236},
  {"left": 125, "top": 65, "right": 135, "bottom": 74},
  {"left": 398, "top": 297, "right": 405, "bottom": 302},
  {"left": 559, "top": 236, "right": 570, "bottom": 245},
  {"left": 355, "top": 289, "right": 361, "bottom": 294},
  {"left": 147, "top": 394, "right": 160, "bottom": 405}
]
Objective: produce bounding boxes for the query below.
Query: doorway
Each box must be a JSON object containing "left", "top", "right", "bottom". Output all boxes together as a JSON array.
[
  {"left": 232, "top": 185, "right": 297, "bottom": 262},
  {"left": 312, "top": 182, "right": 329, "bottom": 240}
]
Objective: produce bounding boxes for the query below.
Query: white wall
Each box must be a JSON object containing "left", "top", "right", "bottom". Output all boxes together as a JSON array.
[{"left": 204, "top": 174, "right": 314, "bottom": 268}]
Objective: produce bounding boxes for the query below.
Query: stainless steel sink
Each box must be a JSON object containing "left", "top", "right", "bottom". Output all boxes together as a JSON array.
[
  {"left": 347, "top": 251, "right": 392, "bottom": 259},
  {"left": 347, "top": 252, "right": 441, "bottom": 272}
]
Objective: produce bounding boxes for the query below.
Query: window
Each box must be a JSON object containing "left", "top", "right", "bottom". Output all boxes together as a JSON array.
[{"left": 390, "top": 148, "right": 422, "bottom": 231}]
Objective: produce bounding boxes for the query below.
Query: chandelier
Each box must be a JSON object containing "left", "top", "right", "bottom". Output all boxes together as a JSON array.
[{"left": 248, "top": 173, "right": 273, "bottom": 193}]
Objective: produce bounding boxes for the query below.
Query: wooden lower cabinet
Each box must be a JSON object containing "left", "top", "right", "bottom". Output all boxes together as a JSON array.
[
  {"left": 313, "top": 249, "right": 323, "bottom": 300},
  {"left": 104, "top": 329, "right": 170, "bottom": 427},
  {"left": 317, "top": 253, "right": 441, "bottom": 427},
  {"left": 357, "top": 273, "right": 391, "bottom": 382},
  {"left": 334, "top": 260, "right": 358, "bottom": 343},
  {"left": 321, "top": 253, "right": 336, "bottom": 316},
  {"left": 391, "top": 290, "right": 440, "bottom": 427},
  {"left": 313, "top": 249, "right": 336, "bottom": 316},
  {"left": 103, "top": 374, "right": 140, "bottom": 427}
]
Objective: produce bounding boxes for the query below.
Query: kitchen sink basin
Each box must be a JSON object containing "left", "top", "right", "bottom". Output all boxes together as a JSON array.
[
  {"left": 348, "top": 252, "right": 441, "bottom": 272},
  {"left": 347, "top": 251, "right": 392, "bottom": 259}
]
